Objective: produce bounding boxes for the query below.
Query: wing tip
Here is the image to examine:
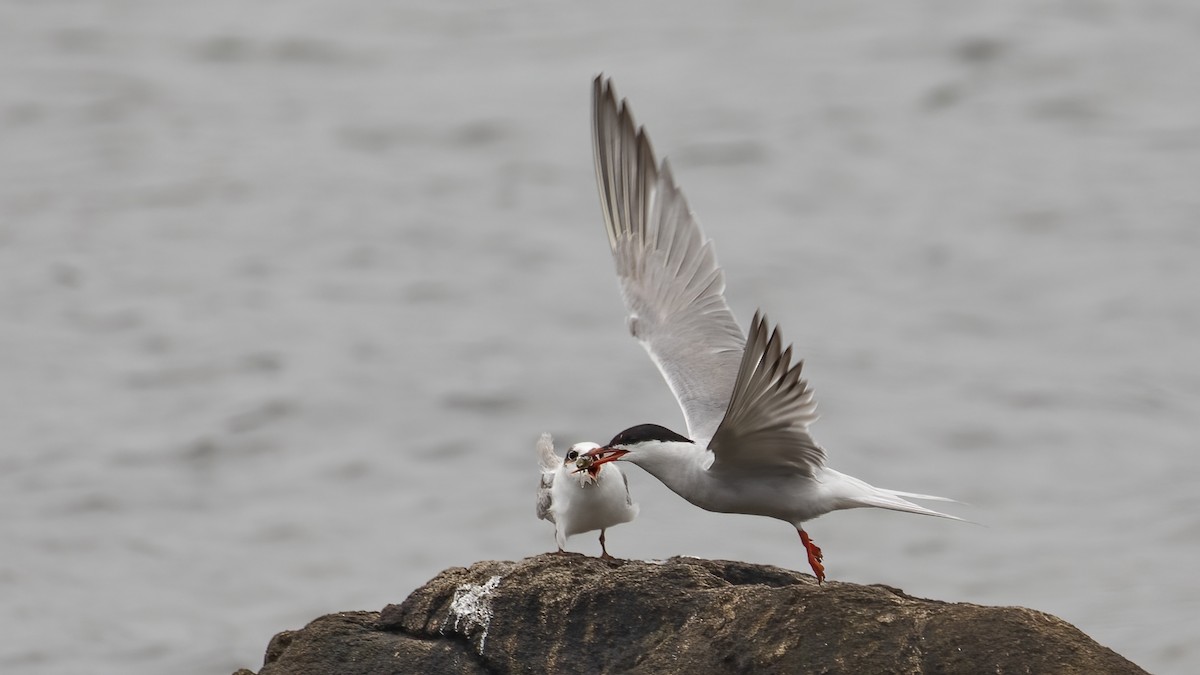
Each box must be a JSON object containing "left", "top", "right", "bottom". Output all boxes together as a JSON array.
[
  {"left": 537, "top": 432, "right": 559, "bottom": 470},
  {"left": 591, "top": 75, "right": 663, "bottom": 254},
  {"left": 725, "top": 308, "right": 822, "bottom": 433}
]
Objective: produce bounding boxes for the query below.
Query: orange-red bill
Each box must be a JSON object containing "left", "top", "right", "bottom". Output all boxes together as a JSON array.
[
  {"left": 570, "top": 448, "right": 628, "bottom": 476},
  {"left": 584, "top": 447, "right": 628, "bottom": 467}
]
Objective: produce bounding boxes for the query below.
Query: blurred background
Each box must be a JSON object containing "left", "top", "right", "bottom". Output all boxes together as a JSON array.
[{"left": 2, "top": 1, "right": 1198, "bottom": 673}]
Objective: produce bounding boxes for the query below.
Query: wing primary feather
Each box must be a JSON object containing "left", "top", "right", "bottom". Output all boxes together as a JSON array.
[
  {"left": 708, "top": 312, "right": 826, "bottom": 476},
  {"left": 592, "top": 78, "right": 614, "bottom": 248},
  {"left": 591, "top": 75, "right": 747, "bottom": 442}
]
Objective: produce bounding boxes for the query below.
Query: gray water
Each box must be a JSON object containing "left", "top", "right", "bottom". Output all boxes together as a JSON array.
[{"left": 2, "top": 1, "right": 1198, "bottom": 673}]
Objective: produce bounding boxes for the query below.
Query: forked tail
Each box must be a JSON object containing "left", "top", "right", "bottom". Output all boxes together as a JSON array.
[
  {"left": 857, "top": 488, "right": 964, "bottom": 521},
  {"left": 825, "top": 468, "right": 964, "bottom": 521}
]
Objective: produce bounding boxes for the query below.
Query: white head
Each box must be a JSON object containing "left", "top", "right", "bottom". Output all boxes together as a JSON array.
[
  {"left": 563, "top": 441, "right": 601, "bottom": 468},
  {"left": 564, "top": 441, "right": 604, "bottom": 485}
]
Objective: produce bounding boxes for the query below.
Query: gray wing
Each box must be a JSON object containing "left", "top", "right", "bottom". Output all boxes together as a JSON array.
[
  {"left": 708, "top": 311, "right": 826, "bottom": 476},
  {"left": 536, "top": 433, "right": 558, "bottom": 522},
  {"left": 537, "top": 471, "right": 555, "bottom": 523},
  {"left": 593, "top": 76, "right": 745, "bottom": 443}
]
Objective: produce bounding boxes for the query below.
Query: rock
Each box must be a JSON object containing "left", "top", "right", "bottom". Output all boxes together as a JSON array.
[{"left": 239, "top": 554, "right": 1146, "bottom": 675}]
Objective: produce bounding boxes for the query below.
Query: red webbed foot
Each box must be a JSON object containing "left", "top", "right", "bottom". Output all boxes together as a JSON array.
[{"left": 798, "top": 529, "right": 825, "bottom": 584}]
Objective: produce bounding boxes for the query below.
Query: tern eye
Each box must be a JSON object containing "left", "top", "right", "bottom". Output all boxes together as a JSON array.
[{"left": 566, "top": 450, "right": 579, "bottom": 461}]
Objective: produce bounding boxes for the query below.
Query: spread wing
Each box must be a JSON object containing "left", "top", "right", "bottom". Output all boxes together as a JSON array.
[
  {"left": 708, "top": 311, "right": 826, "bottom": 476},
  {"left": 593, "top": 76, "right": 745, "bottom": 444},
  {"left": 536, "top": 433, "right": 558, "bottom": 522}
]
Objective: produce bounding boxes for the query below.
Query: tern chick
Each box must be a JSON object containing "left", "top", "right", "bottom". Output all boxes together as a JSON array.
[{"left": 536, "top": 433, "right": 638, "bottom": 559}]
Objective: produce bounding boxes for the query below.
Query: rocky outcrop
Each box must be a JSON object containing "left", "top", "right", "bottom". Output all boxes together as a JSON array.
[{"left": 236, "top": 554, "right": 1145, "bottom": 674}]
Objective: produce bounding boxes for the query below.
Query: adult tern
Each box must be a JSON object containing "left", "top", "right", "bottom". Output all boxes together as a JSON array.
[
  {"left": 537, "top": 433, "right": 638, "bottom": 559},
  {"left": 581, "top": 76, "right": 960, "bottom": 582}
]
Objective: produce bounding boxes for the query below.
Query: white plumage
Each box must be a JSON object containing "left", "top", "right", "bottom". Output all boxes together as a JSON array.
[
  {"left": 584, "top": 76, "right": 961, "bottom": 582},
  {"left": 536, "top": 433, "right": 638, "bottom": 558}
]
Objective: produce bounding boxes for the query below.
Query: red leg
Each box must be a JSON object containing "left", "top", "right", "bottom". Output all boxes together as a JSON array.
[{"left": 798, "top": 528, "right": 825, "bottom": 583}]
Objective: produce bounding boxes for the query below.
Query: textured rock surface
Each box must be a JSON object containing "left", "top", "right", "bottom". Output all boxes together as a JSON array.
[{"left": 239, "top": 554, "right": 1146, "bottom": 674}]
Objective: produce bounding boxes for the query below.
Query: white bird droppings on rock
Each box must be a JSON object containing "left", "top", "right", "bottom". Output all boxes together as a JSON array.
[{"left": 447, "top": 575, "right": 502, "bottom": 653}]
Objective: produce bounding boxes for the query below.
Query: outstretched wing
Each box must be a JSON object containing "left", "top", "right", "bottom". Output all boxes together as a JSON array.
[
  {"left": 536, "top": 433, "right": 557, "bottom": 522},
  {"left": 593, "top": 76, "right": 745, "bottom": 444},
  {"left": 708, "top": 311, "right": 826, "bottom": 476}
]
